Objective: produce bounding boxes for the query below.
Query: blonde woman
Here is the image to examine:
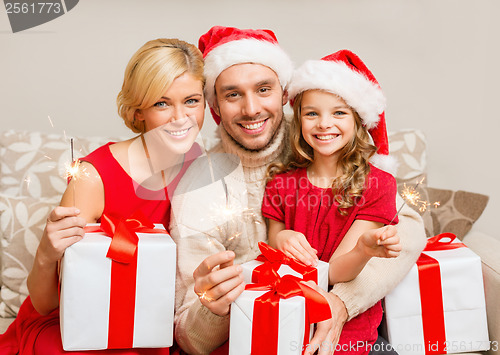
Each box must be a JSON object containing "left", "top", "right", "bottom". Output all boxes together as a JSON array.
[{"left": 0, "top": 38, "right": 205, "bottom": 354}]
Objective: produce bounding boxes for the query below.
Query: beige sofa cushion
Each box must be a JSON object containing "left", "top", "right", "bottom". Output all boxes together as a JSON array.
[
  {"left": 0, "top": 316, "right": 14, "bottom": 334},
  {"left": 388, "top": 129, "right": 427, "bottom": 185},
  {"left": 0, "top": 129, "right": 120, "bottom": 199},
  {"left": 0, "top": 194, "right": 58, "bottom": 317}
]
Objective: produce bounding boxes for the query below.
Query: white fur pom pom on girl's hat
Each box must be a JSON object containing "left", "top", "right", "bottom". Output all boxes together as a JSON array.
[{"left": 288, "top": 50, "right": 398, "bottom": 176}]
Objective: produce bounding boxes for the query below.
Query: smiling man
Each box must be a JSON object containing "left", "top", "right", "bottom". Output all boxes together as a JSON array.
[
  {"left": 213, "top": 62, "right": 287, "bottom": 151},
  {"left": 170, "top": 26, "right": 426, "bottom": 355}
]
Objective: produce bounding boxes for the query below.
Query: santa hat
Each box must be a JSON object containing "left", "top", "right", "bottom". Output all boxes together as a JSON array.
[
  {"left": 288, "top": 49, "right": 398, "bottom": 175},
  {"left": 198, "top": 26, "right": 293, "bottom": 124}
]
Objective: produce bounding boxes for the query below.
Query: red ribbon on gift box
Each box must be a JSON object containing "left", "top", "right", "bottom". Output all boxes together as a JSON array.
[
  {"left": 252, "top": 242, "right": 319, "bottom": 284},
  {"left": 84, "top": 211, "right": 167, "bottom": 349},
  {"left": 245, "top": 255, "right": 331, "bottom": 355},
  {"left": 417, "top": 233, "right": 466, "bottom": 355}
]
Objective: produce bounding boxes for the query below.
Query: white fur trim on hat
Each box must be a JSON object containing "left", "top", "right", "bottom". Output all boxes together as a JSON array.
[
  {"left": 204, "top": 39, "right": 293, "bottom": 108},
  {"left": 288, "top": 60, "right": 386, "bottom": 130},
  {"left": 370, "top": 154, "right": 399, "bottom": 176}
]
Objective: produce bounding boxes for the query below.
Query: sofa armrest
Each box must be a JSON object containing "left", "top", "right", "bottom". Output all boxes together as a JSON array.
[{"left": 463, "top": 230, "right": 500, "bottom": 355}]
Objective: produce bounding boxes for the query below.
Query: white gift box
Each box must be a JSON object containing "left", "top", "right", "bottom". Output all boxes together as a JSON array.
[
  {"left": 241, "top": 259, "right": 329, "bottom": 292},
  {"left": 60, "top": 223, "right": 176, "bottom": 351},
  {"left": 229, "top": 290, "right": 309, "bottom": 355},
  {"left": 384, "top": 239, "right": 489, "bottom": 355}
]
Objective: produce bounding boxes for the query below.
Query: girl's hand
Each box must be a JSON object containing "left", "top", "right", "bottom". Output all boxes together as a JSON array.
[
  {"left": 358, "top": 225, "right": 401, "bottom": 258},
  {"left": 37, "top": 206, "right": 86, "bottom": 265},
  {"left": 274, "top": 229, "right": 318, "bottom": 266}
]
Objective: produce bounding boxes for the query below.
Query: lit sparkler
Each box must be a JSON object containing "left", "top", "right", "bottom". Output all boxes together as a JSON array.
[
  {"left": 206, "top": 200, "right": 245, "bottom": 245},
  {"left": 64, "top": 159, "right": 87, "bottom": 181},
  {"left": 198, "top": 291, "right": 214, "bottom": 302},
  {"left": 390, "top": 177, "right": 439, "bottom": 224},
  {"left": 206, "top": 184, "right": 260, "bottom": 244},
  {"left": 63, "top": 138, "right": 88, "bottom": 206}
]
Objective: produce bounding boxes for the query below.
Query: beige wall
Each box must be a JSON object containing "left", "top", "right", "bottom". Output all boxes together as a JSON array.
[{"left": 1, "top": 0, "right": 499, "bottom": 237}]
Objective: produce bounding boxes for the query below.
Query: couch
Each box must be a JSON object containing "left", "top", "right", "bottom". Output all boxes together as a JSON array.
[{"left": 0, "top": 129, "right": 498, "bottom": 354}]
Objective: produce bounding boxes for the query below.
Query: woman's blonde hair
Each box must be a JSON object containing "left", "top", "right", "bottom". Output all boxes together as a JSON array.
[
  {"left": 267, "top": 90, "right": 377, "bottom": 215},
  {"left": 117, "top": 38, "right": 204, "bottom": 133}
]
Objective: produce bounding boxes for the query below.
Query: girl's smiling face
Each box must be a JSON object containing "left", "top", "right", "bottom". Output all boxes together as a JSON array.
[{"left": 300, "top": 90, "right": 356, "bottom": 162}]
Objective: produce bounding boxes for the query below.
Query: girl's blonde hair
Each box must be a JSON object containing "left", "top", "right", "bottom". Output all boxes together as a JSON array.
[
  {"left": 267, "top": 90, "right": 377, "bottom": 215},
  {"left": 117, "top": 38, "right": 204, "bottom": 133}
]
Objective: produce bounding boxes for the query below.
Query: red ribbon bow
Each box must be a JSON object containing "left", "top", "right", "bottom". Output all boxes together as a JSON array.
[
  {"left": 252, "top": 242, "right": 318, "bottom": 284},
  {"left": 417, "top": 233, "right": 466, "bottom": 354},
  {"left": 84, "top": 211, "right": 166, "bottom": 263},
  {"left": 84, "top": 211, "right": 167, "bottom": 349},
  {"left": 245, "top": 264, "right": 331, "bottom": 354},
  {"left": 423, "top": 232, "right": 466, "bottom": 252}
]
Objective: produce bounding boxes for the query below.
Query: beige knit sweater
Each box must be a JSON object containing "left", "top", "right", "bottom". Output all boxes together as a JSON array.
[{"left": 170, "top": 119, "right": 427, "bottom": 355}]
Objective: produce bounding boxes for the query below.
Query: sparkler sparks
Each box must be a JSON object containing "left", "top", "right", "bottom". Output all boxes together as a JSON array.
[
  {"left": 198, "top": 291, "right": 214, "bottom": 302},
  {"left": 201, "top": 178, "right": 261, "bottom": 247},
  {"left": 64, "top": 159, "right": 88, "bottom": 181},
  {"left": 64, "top": 138, "right": 89, "bottom": 181},
  {"left": 24, "top": 175, "right": 31, "bottom": 189},
  {"left": 207, "top": 203, "right": 260, "bottom": 243},
  {"left": 390, "top": 177, "right": 439, "bottom": 224},
  {"left": 63, "top": 138, "right": 89, "bottom": 207},
  {"left": 200, "top": 154, "right": 261, "bottom": 249}
]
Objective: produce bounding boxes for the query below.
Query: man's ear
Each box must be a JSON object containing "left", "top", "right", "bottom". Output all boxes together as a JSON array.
[
  {"left": 282, "top": 90, "right": 289, "bottom": 106},
  {"left": 212, "top": 99, "right": 220, "bottom": 116}
]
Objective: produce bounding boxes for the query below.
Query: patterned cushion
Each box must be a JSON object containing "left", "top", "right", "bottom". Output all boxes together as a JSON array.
[
  {"left": 0, "top": 130, "right": 124, "bottom": 317},
  {"left": 0, "top": 130, "right": 123, "bottom": 199},
  {"left": 388, "top": 129, "right": 427, "bottom": 185},
  {"left": 0, "top": 194, "right": 59, "bottom": 317},
  {"left": 425, "top": 187, "right": 489, "bottom": 240}
]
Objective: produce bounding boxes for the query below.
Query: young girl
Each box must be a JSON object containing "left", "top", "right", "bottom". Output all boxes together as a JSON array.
[
  {"left": 262, "top": 50, "right": 401, "bottom": 354},
  {"left": 0, "top": 38, "right": 205, "bottom": 355}
]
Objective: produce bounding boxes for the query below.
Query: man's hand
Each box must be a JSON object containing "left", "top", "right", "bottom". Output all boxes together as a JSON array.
[
  {"left": 193, "top": 250, "right": 245, "bottom": 316},
  {"left": 303, "top": 281, "right": 348, "bottom": 355}
]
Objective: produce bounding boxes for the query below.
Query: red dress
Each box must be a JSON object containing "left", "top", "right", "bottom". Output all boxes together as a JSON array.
[
  {"left": 261, "top": 165, "right": 398, "bottom": 355},
  {"left": 0, "top": 142, "right": 200, "bottom": 355}
]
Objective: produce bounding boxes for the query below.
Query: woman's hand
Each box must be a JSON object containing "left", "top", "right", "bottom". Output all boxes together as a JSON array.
[
  {"left": 28, "top": 206, "right": 87, "bottom": 315},
  {"left": 357, "top": 225, "right": 401, "bottom": 258},
  {"left": 274, "top": 229, "right": 318, "bottom": 266},
  {"left": 37, "top": 206, "right": 87, "bottom": 265}
]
